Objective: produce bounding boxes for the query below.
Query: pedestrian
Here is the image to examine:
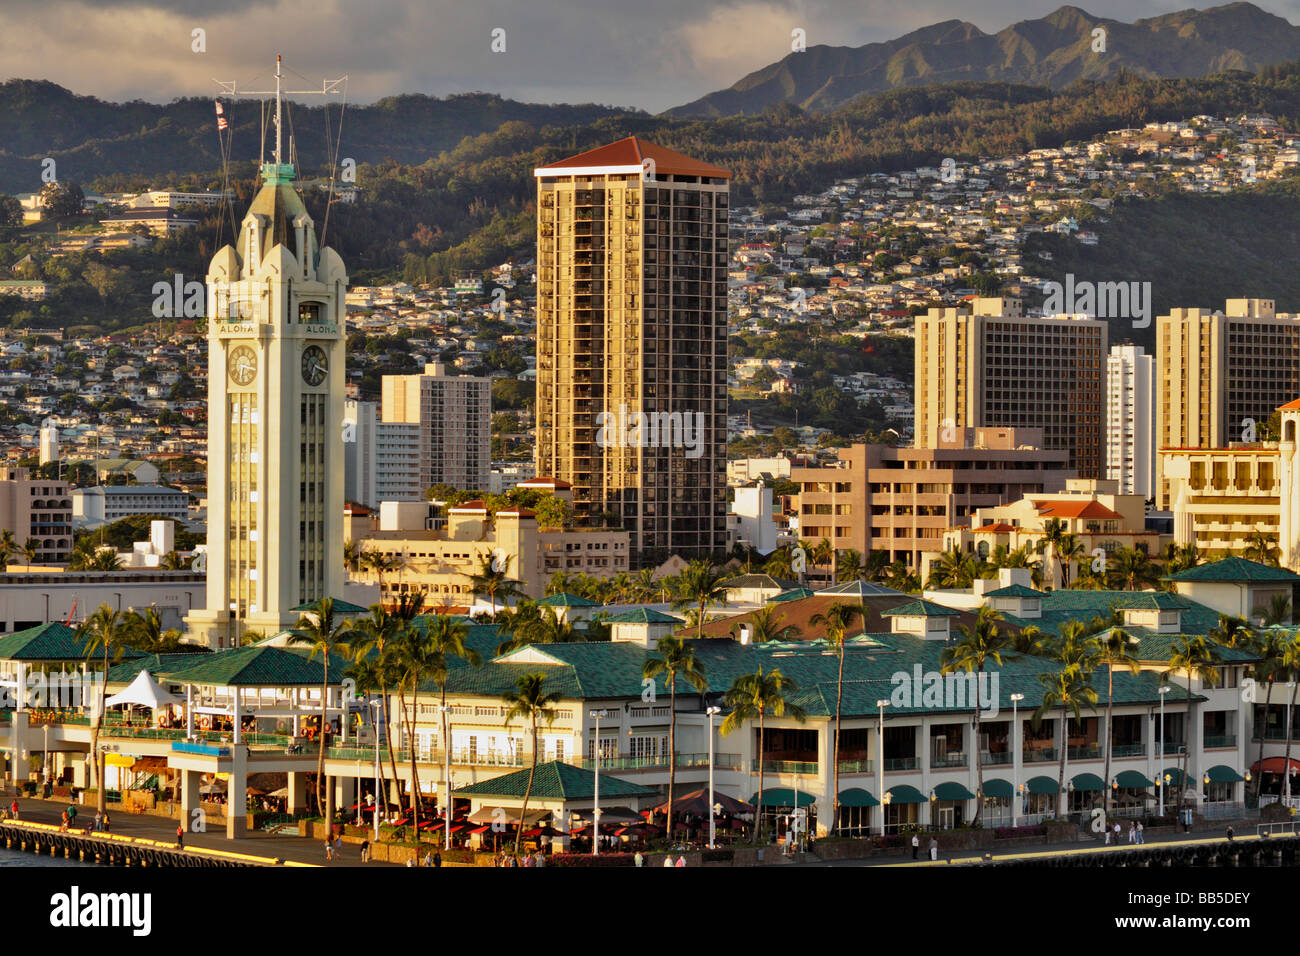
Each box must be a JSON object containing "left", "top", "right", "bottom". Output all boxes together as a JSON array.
[
  {"left": 325, "top": 839, "right": 334, "bottom": 861},
  {"left": 523, "top": 852, "right": 534, "bottom": 868},
  {"left": 929, "top": 836, "right": 938, "bottom": 861},
  {"left": 1128, "top": 822, "right": 1136, "bottom": 844},
  {"left": 1113, "top": 822, "right": 1121, "bottom": 845},
  {"left": 423, "top": 850, "right": 433, "bottom": 867},
  {"left": 1226, "top": 824, "right": 1235, "bottom": 842},
  {"left": 60, "top": 809, "right": 68, "bottom": 832},
  {"left": 94, "top": 810, "right": 103, "bottom": 833},
  {"left": 912, "top": 832, "right": 920, "bottom": 860},
  {"left": 534, "top": 851, "right": 544, "bottom": 868},
  {"left": 434, "top": 850, "right": 443, "bottom": 867},
  {"left": 663, "top": 854, "right": 674, "bottom": 867},
  {"left": 8, "top": 798, "right": 16, "bottom": 820},
  {"left": 1136, "top": 821, "right": 1144, "bottom": 845},
  {"left": 176, "top": 823, "right": 184, "bottom": 848},
  {"left": 635, "top": 851, "right": 644, "bottom": 867},
  {"left": 66, "top": 802, "right": 77, "bottom": 829},
  {"left": 102, "top": 811, "right": 110, "bottom": 833},
  {"left": 675, "top": 855, "right": 686, "bottom": 867},
  {"left": 1104, "top": 823, "right": 1111, "bottom": 845},
  {"left": 359, "top": 839, "right": 371, "bottom": 863}
]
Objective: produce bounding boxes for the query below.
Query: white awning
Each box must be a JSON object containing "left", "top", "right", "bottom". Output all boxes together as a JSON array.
[{"left": 105, "top": 669, "right": 183, "bottom": 710}]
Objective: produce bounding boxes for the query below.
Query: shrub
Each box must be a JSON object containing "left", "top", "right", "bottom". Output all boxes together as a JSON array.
[
  {"left": 547, "top": 852, "right": 636, "bottom": 868},
  {"left": 994, "top": 825, "right": 1047, "bottom": 839}
]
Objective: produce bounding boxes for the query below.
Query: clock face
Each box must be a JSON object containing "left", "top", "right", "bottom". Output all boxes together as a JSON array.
[
  {"left": 228, "top": 345, "right": 258, "bottom": 387},
  {"left": 301, "top": 345, "right": 328, "bottom": 387}
]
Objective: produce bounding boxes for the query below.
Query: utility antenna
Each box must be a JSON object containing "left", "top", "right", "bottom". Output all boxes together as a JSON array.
[{"left": 214, "top": 54, "right": 346, "bottom": 171}]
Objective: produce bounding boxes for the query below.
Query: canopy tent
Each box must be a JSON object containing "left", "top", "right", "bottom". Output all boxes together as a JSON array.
[
  {"left": 465, "top": 806, "right": 550, "bottom": 827},
  {"left": 1070, "top": 773, "right": 1106, "bottom": 792},
  {"left": 105, "top": 669, "right": 182, "bottom": 710},
  {"left": 1026, "top": 776, "right": 1059, "bottom": 795},
  {"left": 1205, "top": 765, "right": 1245, "bottom": 783},
  {"left": 1115, "top": 770, "right": 1154, "bottom": 788},
  {"left": 570, "top": 806, "right": 642, "bottom": 824},
  {"left": 651, "top": 788, "right": 754, "bottom": 818},
  {"left": 884, "top": 784, "right": 927, "bottom": 804},
  {"left": 1250, "top": 757, "right": 1300, "bottom": 776}
]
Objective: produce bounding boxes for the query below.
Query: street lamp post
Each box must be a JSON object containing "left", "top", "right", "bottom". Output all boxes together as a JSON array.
[
  {"left": 1158, "top": 685, "right": 1171, "bottom": 816},
  {"left": 440, "top": 704, "right": 453, "bottom": 851},
  {"left": 1010, "top": 693, "right": 1024, "bottom": 828},
  {"left": 590, "top": 709, "right": 607, "bottom": 856},
  {"left": 1287, "top": 682, "right": 1297, "bottom": 806},
  {"left": 706, "top": 705, "right": 721, "bottom": 849},
  {"left": 876, "top": 699, "right": 890, "bottom": 837},
  {"left": 369, "top": 700, "right": 381, "bottom": 842}
]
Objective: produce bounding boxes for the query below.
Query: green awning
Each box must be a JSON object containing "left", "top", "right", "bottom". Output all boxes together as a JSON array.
[
  {"left": 1026, "top": 775, "right": 1059, "bottom": 795},
  {"left": 1205, "top": 765, "right": 1244, "bottom": 783},
  {"left": 981, "top": 779, "right": 1013, "bottom": 799},
  {"left": 1115, "top": 770, "right": 1153, "bottom": 788},
  {"left": 1070, "top": 773, "right": 1106, "bottom": 792},
  {"left": 838, "top": 787, "right": 879, "bottom": 808},
  {"left": 933, "top": 782, "right": 975, "bottom": 800},
  {"left": 1160, "top": 767, "right": 1186, "bottom": 786},
  {"left": 884, "top": 785, "right": 927, "bottom": 805},
  {"left": 751, "top": 788, "right": 815, "bottom": 808}
]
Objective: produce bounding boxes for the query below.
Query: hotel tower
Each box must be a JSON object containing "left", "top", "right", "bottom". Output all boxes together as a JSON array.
[{"left": 534, "top": 137, "right": 729, "bottom": 563}]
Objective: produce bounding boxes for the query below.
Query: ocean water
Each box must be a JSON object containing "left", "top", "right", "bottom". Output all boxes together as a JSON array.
[{"left": 0, "top": 846, "right": 96, "bottom": 867}]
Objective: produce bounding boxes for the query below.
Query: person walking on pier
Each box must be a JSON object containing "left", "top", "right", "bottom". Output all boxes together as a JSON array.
[
  {"left": 11, "top": 798, "right": 19, "bottom": 820},
  {"left": 1128, "top": 822, "right": 1136, "bottom": 844},
  {"left": 929, "top": 837, "right": 938, "bottom": 861},
  {"left": 1135, "top": 821, "right": 1144, "bottom": 844},
  {"left": 359, "top": 839, "right": 371, "bottom": 863},
  {"left": 912, "top": 833, "right": 920, "bottom": 860},
  {"left": 176, "top": 823, "right": 184, "bottom": 848}
]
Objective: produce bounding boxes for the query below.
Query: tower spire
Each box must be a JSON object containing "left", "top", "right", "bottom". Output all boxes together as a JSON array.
[{"left": 274, "top": 53, "right": 283, "bottom": 166}]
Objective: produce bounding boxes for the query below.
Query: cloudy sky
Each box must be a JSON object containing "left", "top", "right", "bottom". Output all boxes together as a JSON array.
[{"left": 0, "top": 0, "right": 1293, "bottom": 112}]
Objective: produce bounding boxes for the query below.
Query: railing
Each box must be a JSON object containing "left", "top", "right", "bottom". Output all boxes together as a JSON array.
[
  {"left": 1252, "top": 729, "right": 1300, "bottom": 742},
  {"left": 930, "top": 752, "right": 967, "bottom": 769},
  {"left": 837, "top": 759, "right": 874, "bottom": 774},
  {"left": 1159, "top": 741, "right": 1187, "bottom": 756},
  {"left": 1023, "top": 748, "right": 1058, "bottom": 763},
  {"left": 1111, "top": 743, "right": 1146, "bottom": 758},
  {"left": 577, "top": 752, "right": 738, "bottom": 772},
  {"left": 1203, "top": 735, "right": 1237, "bottom": 749},
  {"left": 1067, "top": 744, "right": 1101, "bottom": 760},
  {"left": 980, "top": 751, "right": 1013, "bottom": 765},
  {"left": 752, "top": 759, "right": 818, "bottom": 775},
  {"left": 1200, "top": 801, "right": 1247, "bottom": 821},
  {"left": 882, "top": 757, "right": 919, "bottom": 772}
]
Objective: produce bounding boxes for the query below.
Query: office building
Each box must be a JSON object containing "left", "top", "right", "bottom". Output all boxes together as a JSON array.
[
  {"left": 1155, "top": 298, "right": 1300, "bottom": 507},
  {"left": 382, "top": 362, "right": 490, "bottom": 493},
  {"left": 534, "top": 136, "right": 730, "bottom": 563},
  {"left": 1105, "top": 344, "right": 1155, "bottom": 499},
  {"left": 914, "top": 300, "right": 1107, "bottom": 478},
  {"left": 0, "top": 466, "right": 72, "bottom": 563},
  {"left": 343, "top": 399, "right": 422, "bottom": 508}
]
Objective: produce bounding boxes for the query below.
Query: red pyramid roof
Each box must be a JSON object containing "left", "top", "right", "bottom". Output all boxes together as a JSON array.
[{"left": 535, "top": 136, "right": 730, "bottom": 179}]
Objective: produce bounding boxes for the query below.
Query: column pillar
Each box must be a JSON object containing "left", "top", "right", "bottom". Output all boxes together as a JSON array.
[
  {"left": 324, "top": 774, "right": 336, "bottom": 830},
  {"left": 817, "top": 721, "right": 834, "bottom": 837},
  {"left": 226, "top": 746, "right": 248, "bottom": 839},
  {"left": 8, "top": 712, "right": 29, "bottom": 785},
  {"left": 287, "top": 771, "right": 308, "bottom": 814},
  {"left": 180, "top": 768, "right": 201, "bottom": 832}
]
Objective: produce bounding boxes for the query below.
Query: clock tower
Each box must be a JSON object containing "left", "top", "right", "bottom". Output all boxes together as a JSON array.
[{"left": 186, "top": 158, "right": 348, "bottom": 648}]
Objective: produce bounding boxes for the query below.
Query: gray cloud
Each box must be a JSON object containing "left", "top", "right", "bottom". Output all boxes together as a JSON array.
[{"left": 0, "top": 0, "right": 1296, "bottom": 112}]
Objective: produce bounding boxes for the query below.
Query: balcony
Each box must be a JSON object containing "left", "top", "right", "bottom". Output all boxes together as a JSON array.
[
  {"left": 1204, "top": 734, "right": 1237, "bottom": 749},
  {"left": 1111, "top": 743, "right": 1147, "bottom": 758},
  {"left": 883, "top": 756, "right": 919, "bottom": 772},
  {"left": 752, "top": 759, "right": 818, "bottom": 775},
  {"left": 1023, "top": 747, "right": 1059, "bottom": 763},
  {"left": 930, "top": 752, "right": 967, "bottom": 769},
  {"left": 837, "top": 759, "right": 874, "bottom": 774},
  {"left": 980, "top": 750, "right": 1014, "bottom": 765}
]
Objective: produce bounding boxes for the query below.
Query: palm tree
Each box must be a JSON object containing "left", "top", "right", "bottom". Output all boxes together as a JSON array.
[
  {"left": 672, "top": 559, "right": 731, "bottom": 639},
  {"left": 0, "top": 528, "right": 14, "bottom": 569},
  {"left": 763, "top": 549, "right": 795, "bottom": 581},
  {"left": 835, "top": 549, "right": 864, "bottom": 583},
  {"left": 1093, "top": 628, "right": 1141, "bottom": 816},
  {"left": 386, "top": 593, "right": 437, "bottom": 837},
  {"left": 1254, "top": 594, "right": 1292, "bottom": 628},
  {"left": 20, "top": 537, "right": 40, "bottom": 566},
  {"left": 1012, "top": 623, "right": 1048, "bottom": 656},
  {"left": 79, "top": 604, "right": 130, "bottom": 815},
  {"left": 544, "top": 571, "right": 574, "bottom": 597},
  {"left": 1242, "top": 530, "right": 1281, "bottom": 567},
  {"left": 364, "top": 550, "right": 402, "bottom": 608},
  {"left": 927, "top": 546, "right": 979, "bottom": 589},
  {"left": 631, "top": 568, "right": 659, "bottom": 603},
  {"left": 350, "top": 605, "right": 405, "bottom": 810},
  {"left": 940, "top": 605, "right": 1011, "bottom": 826},
  {"left": 1162, "top": 543, "right": 1201, "bottom": 577},
  {"left": 468, "top": 552, "right": 525, "bottom": 617},
  {"left": 122, "top": 606, "right": 182, "bottom": 653},
  {"left": 810, "top": 602, "right": 863, "bottom": 833},
  {"left": 502, "top": 672, "right": 561, "bottom": 856},
  {"left": 1251, "top": 629, "right": 1287, "bottom": 802},
  {"left": 812, "top": 538, "right": 834, "bottom": 583},
  {"left": 344, "top": 653, "right": 392, "bottom": 816},
  {"left": 1275, "top": 633, "right": 1300, "bottom": 806},
  {"left": 1036, "top": 518, "right": 1070, "bottom": 589},
  {"left": 343, "top": 540, "right": 366, "bottom": 576},
  {"left": 1055, "top": 534, "right": 1087, "bottom": 589},
  {"left": 862, "top": 549, "right": 890, "bottom": 583},
  {"left": 733, "top": 605, "right": 800, "bottom": 645},
  {"left": 1166, "top": 635, "right": 1220, "bottom": 818},
  {"left": 720, "top": 664, "right": 806, "bottom": 843},
  {"left": 1031, "top": 666, "right": 1097, "bottom": 817},
  {"left": 494, "top": 600, "right": 544, "bottom": 655},
  {"left": 288, "top": 597, "right": 360, "bottom": 819},
  {"left": 422, "top": 613, "right": 481, "bottom": 838},
  {"left": 1107, "top": 546, "right": 1160, "bottom": 591},
  {"left": 159, "top": 550, "right": 186, "bottom": 571},
  {"left": 641, "top": 634, "right": 707, "bottom": 839}
]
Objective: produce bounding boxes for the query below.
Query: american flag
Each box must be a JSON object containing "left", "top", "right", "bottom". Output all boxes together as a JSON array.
[{"left": 215, "top": 100, "right": 227, "bottom": 131}]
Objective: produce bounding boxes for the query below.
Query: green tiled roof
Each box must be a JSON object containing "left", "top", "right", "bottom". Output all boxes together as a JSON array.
[
  {"left": 770, "top": 588, "right": 816, "bottom": 603},
  {"left": 0, "top": 623, "right": 147, "bottom": 663},
  {"left": 607, "top": 608, "right": 683, "bottom": 624},
  {"left": 454, "top": 761, "right": 656, "bottom": 801},
  {"left": 998, "top": 589, "right": 1224, "bottom": 641},
  {"left": 156, "top": 645, "right": 352, "bottom": 686},
  {"left": 538, "top": 593, "right": 600, "bottom": 608},
  {"left": 1166, "top": 557, "right": 1300, "bottom": 583},
  {"left": 291, "top": 598, "right": 369, "bottom": 614},
  {"left": 106, "top": 651, "right": 211, "bottom": 684},
  {"left": 985, "top": 585, "right": 1045, "bottom": 599},
  {"left": 881, "top": 600, "right": 960, "bottom": 617}
]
